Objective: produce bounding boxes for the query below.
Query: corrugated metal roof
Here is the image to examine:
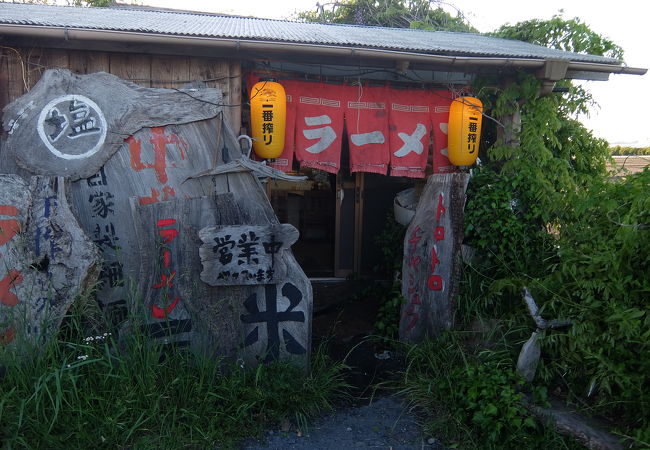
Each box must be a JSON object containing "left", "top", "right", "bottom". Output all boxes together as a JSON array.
[{"left": 0, "top": 2, "right": 622, "bottom": 65}]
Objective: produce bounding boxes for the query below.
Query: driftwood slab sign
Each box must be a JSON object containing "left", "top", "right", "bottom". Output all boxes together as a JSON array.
[
  {"left": 0, "top": 175, "right": 99, "bottom": 354},
  {"left": 399, "top": 173, "right": 469, "bottom": 343},
  {"left": 130, "top": 193, "right": 311, "bottom": 368},
  {"left": 1, "top": 69, "right": 222, "bottom": 179},
  {"left": 192, "top": 164, "right": 313, "bottom": 368},
  {"left": 198, "top": 224, "right": 299, "bottom": 286},
  {"left": 67, "top": 118, "right": 232, "bottom": 324}
]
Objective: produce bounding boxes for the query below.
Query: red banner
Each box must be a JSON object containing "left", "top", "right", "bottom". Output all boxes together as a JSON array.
[
  {"left": 245, "top": 74, "right": 459, "bottom": 177},
  {"left": 388, "top": 89, "right": 432, "bottom": 178},
  {"left": 345, "top": 84, "right": 390, "bottom": 175},
  {"left": 430, "top": 90, "right": 456, "bottom": 174},
  {"left": 294, "top": 82, "right": 347, "bottom": 174}
]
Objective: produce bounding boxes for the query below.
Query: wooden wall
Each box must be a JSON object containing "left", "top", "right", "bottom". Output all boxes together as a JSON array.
[{"left": 0, "top": 46, "right": 242, "bottom": 132}]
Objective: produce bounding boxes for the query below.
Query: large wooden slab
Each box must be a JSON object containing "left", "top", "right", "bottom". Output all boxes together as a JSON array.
[
  {"left": 130, "top": 193, "right": 311, "bottom": 367},
  {"left": 399, "top": 173, "right": 469, "bottom": 343},
  {"left": 67, "top": 119, "right": 229, "bottom": 323},
  {"left": 0, "top": 175, "right": 99, "bottom": 355},
  {"left": 192, "top": 167, "right": 313, "bottom": 367},
  {"left": 2, "top": 69, "right": 222, "bottom": 180}
]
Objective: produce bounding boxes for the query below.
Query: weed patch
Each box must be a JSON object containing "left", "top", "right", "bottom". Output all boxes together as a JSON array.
[{"left": 0, "top": 308, "right": 347, "bottom": 449}]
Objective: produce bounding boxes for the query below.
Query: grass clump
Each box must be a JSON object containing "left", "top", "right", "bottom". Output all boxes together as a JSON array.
[
  {"left": 400, "top": 331, "right": 581, "bottom": 450},
  {"left": 0, "top": 308, "right": 347, "bottom": 449}
]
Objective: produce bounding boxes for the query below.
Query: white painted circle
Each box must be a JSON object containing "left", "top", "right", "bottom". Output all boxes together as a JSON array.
[{"left": 37, "top": 94, "right": 108, "bottom": 160}]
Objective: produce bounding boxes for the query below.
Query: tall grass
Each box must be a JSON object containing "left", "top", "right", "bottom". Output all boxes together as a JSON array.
[{"left": 0, "top": 301, "right": 347, "bottom": 449}]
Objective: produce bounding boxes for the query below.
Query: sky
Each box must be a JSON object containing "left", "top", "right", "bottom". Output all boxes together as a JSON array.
[{"left": 140, "top": 0, "right": 649, "bottom": 147}]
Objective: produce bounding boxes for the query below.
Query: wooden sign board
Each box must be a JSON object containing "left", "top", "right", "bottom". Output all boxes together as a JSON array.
[
  {"left": 399, "top": 173, "right": 469, "bottom": 343},
  {"left": 198, "top": 224, "right": 299, "bottom": 286},
  {"left": 1, "top": 69, "right": 222, "bottom": 180},
  {"left": 0, "top": 175, "right": 99, "bottom": 355}
]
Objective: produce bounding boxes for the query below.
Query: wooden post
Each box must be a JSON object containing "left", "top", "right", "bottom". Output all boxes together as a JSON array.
[{"left": 399, "top": 173, "right": 469, "bottom": 342}]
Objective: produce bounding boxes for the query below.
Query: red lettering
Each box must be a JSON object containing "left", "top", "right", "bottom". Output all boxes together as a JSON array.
[
  {"left": 151, "top": 296, "right": 180, "bottom": 319},
  {"left": 0, "top": 205, "right": 19, "bottom": 216},
  {"left": 0, "top": 205, "right": 20, "bottom": 247},
  {"left": 152, "top": 271, "right": 176, "bottom": 290},
  {"left": 0, "top": 269, "right": 23, "bottom": 307},
  {"left": 434, "top": 226, "right": 445, "bottom": 241},
  {"left": 427, "top": 275, "right": 443, "bottom": 291},
  {"left": 408, "top": 225, "right": 422, "bottom": 245},
  {"left": 430, "top": 246, "right": 440, "bottom": 271},
  {"left": 404, "top": 304, "right": 420, "bottom": 331},
  {"left": 128, "top": 127, "right": 189, "bottom": 185},
  {"left": 0, "top": 326, "right": 15, "bottom": 345},
  {"left": 157, "top": 218, "right": 177, "bottom": 227},
  {"left": 138, "top": 185, "right": 177, "bottom": 206},
  {"left": 162, "top": 249, "right": 171, "bottom": 268},
  {"left": 157, "top": 219, "right": 178, "bottom": 243},
  {"left": 408, "top": 255, "right": 421, "bottom": 268}
]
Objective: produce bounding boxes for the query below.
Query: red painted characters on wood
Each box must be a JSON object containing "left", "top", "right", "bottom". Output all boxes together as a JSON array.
[
  {"left": 151, "top": 218, "right": 182, "bottom": 319},
  {"left": 404, "top": 225, "right": 423, "bottom": 332},
  {"left": 428, "top": 193, "right": 446, "bottom": 292},
  {"left": 128, "top": 127, "right": 189, "bottom": 206},
  {"left": 0, "top": 204, "right": 22, "bottom": 345}
]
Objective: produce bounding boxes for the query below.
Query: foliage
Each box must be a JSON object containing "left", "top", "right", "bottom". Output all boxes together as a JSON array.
[
  {"left": 401, "top": 333, "right": 580, "bottom": 449},
  {"left": 460, "top": 14, "right": 649, "bottom": 445},
  {"left": 12, "top": 0, "right": 131, "bottom": 7},
  {"left": 0, "top": 306, "right": 348, "bottom": 449},
  {"left": 610, "top": 145, "right": 650, "bottom": 156},
  {"left": 371, "top": 213, "right": 407, "bottom": 338},
  {"left": 492, "top": 15, "right": 624, "bottom": 60},
  {"left": 297, "top": 0, "right": 475, "bottom": 32},
  {"left": 538, "top": 169, "right": 650, "bottom": 436}
]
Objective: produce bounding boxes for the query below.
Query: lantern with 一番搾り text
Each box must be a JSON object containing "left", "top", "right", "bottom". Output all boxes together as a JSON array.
[
  {"left": 249, "top": 79, "right": 286, "bottom": 160},
  {"left": 447, "top": 96, "right": 483, "bottom": 167}
]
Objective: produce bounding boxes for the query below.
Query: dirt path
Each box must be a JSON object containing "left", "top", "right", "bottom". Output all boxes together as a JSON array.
[{"left": 244, "top": 395, "right": 443, "bottom": 449}]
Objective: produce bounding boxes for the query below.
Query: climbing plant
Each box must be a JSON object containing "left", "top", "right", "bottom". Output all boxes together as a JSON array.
[
  {"left": 297, "top": 0, "right": 475, "bottom": 31},
  {"left": 462, "top": 16, "right": 649, "bottom": 444}
]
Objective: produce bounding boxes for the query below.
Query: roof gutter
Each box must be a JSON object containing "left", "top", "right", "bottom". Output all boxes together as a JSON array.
[{"left": 1, "top": 24, "right": 647, "bottom": 76}]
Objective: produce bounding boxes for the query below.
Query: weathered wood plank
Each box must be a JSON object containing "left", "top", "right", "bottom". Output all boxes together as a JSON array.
[
  {"left": 2, "top": 69, "right": 222, "bottom": 179},
  {"left": 0, "top": 175, "right": 100, "bottom": 356},
  {"left": 228, "top": 60, "right": 242, "bottom": 132},
  {"left": 151, "top": 56, "right": 190, "bottom": 88},
  {"left": 188, "top": 57, "right": 228, "bottom": 91},
  {"left": 2, "top": 47, "right": 27, "bottom": 108},
  {"left": 25, "top": 48, "right": 69, "bottom": 89},
  {"left": 198, "top": 224, "right": 299, "bottom": 286},
  {"left": 109, "top": 53, "right": 151, "bottom": 87},
  {"left": 68, "top": 50, "right": 110, "bottom": 75},
  {"left": 399, "top": 173, "right": 469, "bottom": 343}
]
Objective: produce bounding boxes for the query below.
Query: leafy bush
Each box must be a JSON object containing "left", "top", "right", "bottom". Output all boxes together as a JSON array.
[
  {"left": 401, "top": 333, "right": 579, "bottom": 449},
  {"left": 538, "top": 168, "right": 650, "bottom": 437}
]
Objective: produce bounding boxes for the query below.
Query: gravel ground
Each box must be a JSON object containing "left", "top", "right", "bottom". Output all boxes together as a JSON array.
[{"left": 243, "top": 395, "right": 444, "bottom": 449}]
